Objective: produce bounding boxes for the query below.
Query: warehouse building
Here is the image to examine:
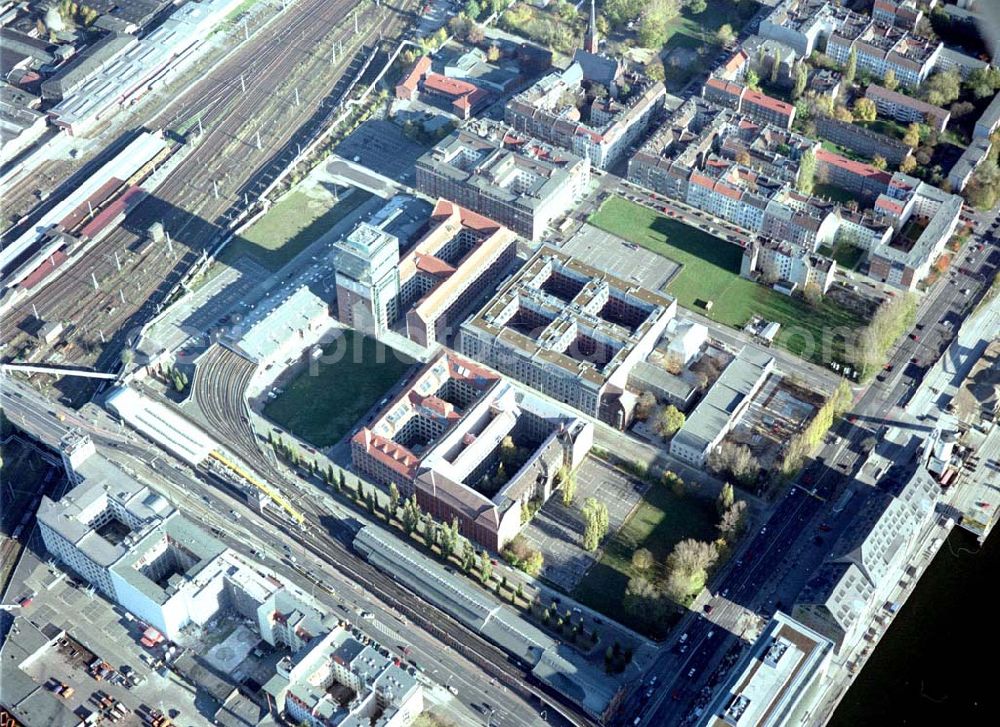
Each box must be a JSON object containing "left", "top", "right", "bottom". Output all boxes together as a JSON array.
[
  {"left": 49, "top": 0, "right": 246, "bottom": 135},
  {"left": 0, "top": 82, "right": 47, "bottom": 165},
  {"left": 670, "top": 347, "right": 775, "bottom": 467}
]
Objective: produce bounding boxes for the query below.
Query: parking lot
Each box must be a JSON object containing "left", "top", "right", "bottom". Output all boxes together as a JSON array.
[
  {"left": 415, "top": 0, "right": 453, "bottom": 35},
  {"left": 561, "top": 224, "right": 680, "bottom": 292},
  {"left": 335, "top": 119, "right": 427, "bottom": 184},
  {"left": 5, "top": 551, "right": 206, "bottom": 726},
  {"left": 142, "top": 260, "right": 269, "bottom": 358},
  {"left": 522, "top": 456, "right": 650, "bottom": 591}
]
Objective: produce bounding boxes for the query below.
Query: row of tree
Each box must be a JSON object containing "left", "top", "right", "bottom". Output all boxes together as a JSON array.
[
  {"left": 779, "top": 378, "right": 853, "bottom": 477},
  {"left": 851, "top": 293, "right": 918, "bottom": 381}
]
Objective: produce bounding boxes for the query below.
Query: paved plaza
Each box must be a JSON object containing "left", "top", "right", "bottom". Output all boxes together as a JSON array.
[{"left": 522, "top": 456, "right": 649, "bottom": 591}]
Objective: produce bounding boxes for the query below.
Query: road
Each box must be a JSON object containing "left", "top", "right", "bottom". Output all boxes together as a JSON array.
[{"left": 617, "top": 203, "right": 1000, "bottom": 725}]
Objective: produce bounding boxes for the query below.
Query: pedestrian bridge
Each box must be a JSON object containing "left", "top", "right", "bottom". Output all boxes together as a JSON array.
[{"left": 0, "top": 363, "right": 117, "bottom": 379}]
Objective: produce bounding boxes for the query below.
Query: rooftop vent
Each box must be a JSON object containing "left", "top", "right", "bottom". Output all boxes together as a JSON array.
[{"left": 764, "top": 637, "right": 789, "bottom": 667}]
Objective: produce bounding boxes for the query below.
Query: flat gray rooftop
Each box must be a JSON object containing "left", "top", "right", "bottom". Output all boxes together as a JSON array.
[{"left": 561, "top": 224, "right": 679, "bottom": 292}]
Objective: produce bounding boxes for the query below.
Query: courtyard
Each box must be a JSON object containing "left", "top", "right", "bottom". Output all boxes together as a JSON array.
[
  {"left": 571, "top": 464, "right": 720, "bottom": 639},
  {"left": 519, "top": 453, "right": 721, "bottom": 639},
  {"left": 521, "top": 457, "right": 649, "bottom": 593}
]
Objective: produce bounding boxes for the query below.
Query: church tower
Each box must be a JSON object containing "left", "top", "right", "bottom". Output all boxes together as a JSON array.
[{"left": 583, "top": 0, "right": 598, "bottom": 54}]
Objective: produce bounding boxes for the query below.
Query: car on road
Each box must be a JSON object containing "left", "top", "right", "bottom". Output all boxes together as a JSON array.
[
  {"left": 703, "top": 604, "right": 713, "bottom": 614},
  {"left": 687, "top": 668, "right": 697, "bottom": 678}
]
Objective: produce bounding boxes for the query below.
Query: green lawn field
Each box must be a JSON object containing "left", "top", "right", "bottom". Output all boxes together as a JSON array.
[
  {"left": 814, "top": 182, "right": 858, "bottom": 205},
  {"left": 662, "top": 0, "right": 759, "bottom": 53},
  {"left": 220, "top": 186, "right": 371, "bottom": 272},
  {"left": 589, "top": 197, "right": 864, "bottom": 363},
  {"left": 263, "top": 333, "right": 414, "bottom": 447},
  {"left": 572, "top": 480, "right": 719, "bottom": 638}
]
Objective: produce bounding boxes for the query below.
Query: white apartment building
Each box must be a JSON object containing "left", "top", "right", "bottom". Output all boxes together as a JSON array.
[{"left": 265, "top": 626, "right": 423, "bottom": 727}]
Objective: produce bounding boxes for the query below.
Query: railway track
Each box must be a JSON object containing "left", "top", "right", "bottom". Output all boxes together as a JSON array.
[
  {"left": 255, "top": 504, "right": 595, "bottom": 727},
  {"left": 2, "top": 0, "right": 415, "bottom": 404},
  {"left": 184, "top": 345, "right": 596, "bottom": 724},
  {"left": 189, "top": 343, "right": 289, "bottom": 482}
]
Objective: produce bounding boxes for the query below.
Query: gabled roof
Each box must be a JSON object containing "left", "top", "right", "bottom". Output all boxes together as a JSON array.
[{"left": 397, "top": 55, "right": 431, "bottom": 95}]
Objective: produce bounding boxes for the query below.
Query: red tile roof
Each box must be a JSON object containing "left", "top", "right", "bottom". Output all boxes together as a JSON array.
[
  {"left": 815, "top": 149, "right": 893, "bottom": 184},
  {"left": 723, "top": 51, "right": 749, "bottom": 77},
  {"left": 875, "top": 196, "right": 905, "bottom": 215},
  {"left": 452, "top": 86, "right": 490, "bottom": 112},
  {"left": 20, "top": 249, "right": 68, "bottom": 290},
  {"left": 742, "top": 89, "right": 794, "bottom": 116},
  {"left": 352, "top": 429, "right": 421, "bottom": 479},
  {"left": 396, "top": 55, "right": 431, "bottom": 98},
  {"left": 706, "top": 77, "right": 745, "bottom": 99},
  {"left": 414, "top": 253, "right": 456, "bottom": 277},
  {"left": 431, "top": 198, "right": 502, "bottom": 233},
  {"left": 422, "top": 72, "right": 478, "bottom": 98},
  {"left": 352, "top": 352, "right": 503, "bottom": 481},
  {"left": 714, "top": 181, "right": 743, "bottom": 201},
  {"left": 690, "top": 171, "right": 716, "bottom": 189}
]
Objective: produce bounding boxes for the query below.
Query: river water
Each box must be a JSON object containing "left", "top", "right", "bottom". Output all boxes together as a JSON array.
[{"left": 830, "top": 526, "right": 992, "bottom": 725}]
